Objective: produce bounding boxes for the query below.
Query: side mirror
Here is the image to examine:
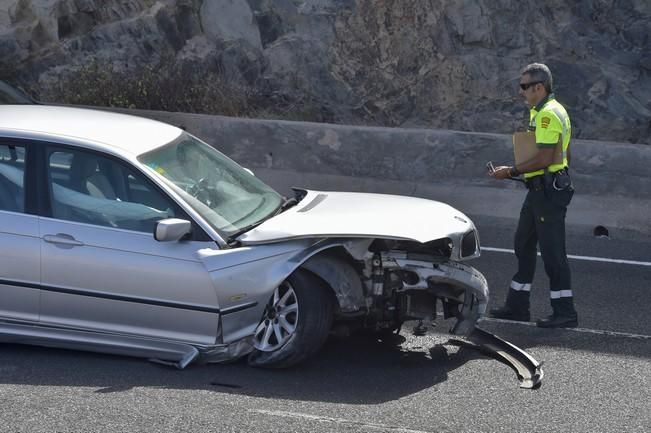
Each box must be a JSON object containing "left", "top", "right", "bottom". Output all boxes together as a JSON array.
[{"left": 154, "top": 218, "right": 192, "bottom": 242}]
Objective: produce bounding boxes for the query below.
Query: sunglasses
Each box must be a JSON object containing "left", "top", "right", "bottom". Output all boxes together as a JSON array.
[{"left": 519, "top": 81, "right": 542, "bottom": 91}]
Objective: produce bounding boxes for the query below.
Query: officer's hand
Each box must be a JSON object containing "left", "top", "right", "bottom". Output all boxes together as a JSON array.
[{"left": 491, "top": 166, "right": 512, "bottom": 180}]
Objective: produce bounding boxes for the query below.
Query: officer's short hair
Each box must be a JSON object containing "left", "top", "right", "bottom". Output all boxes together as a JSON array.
[{"left": 522, "top": 63, "right": 553, "bottom": 93}]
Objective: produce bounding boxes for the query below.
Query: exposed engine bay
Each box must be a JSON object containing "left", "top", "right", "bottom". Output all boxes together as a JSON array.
[{"left": 302, "top": 234, "right": 488, "bottom": 338}]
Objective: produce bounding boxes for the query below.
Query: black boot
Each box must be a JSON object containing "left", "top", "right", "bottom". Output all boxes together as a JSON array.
[
  {"left": 537, "top": 298, "right": 578, "bottom": 328},
  {"left": 536, "top": 314, "right": 578, "bottom": 328},
  {"left": 489, "top": 289, "right": 530, "bottom": 322}
]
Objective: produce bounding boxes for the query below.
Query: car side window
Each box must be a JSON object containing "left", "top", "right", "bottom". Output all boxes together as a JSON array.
[
  {"left": 0, "top": 143, "right": 26, "bottom": 213},
  {"left": 47, "top": 148, "right": 177, "bottom": 232}
]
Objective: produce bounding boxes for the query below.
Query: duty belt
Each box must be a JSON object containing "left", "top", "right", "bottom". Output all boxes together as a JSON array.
[
  {"left": 525, "top": 176, "right": 545, "bottom": 191},
  {"left": 524, "top": 168, "right": 569, "bottom": 191}
]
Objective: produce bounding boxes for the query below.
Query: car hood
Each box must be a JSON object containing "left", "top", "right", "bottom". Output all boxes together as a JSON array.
[{"left": 238, "top": 189, "right": 475, "bottom": 245}]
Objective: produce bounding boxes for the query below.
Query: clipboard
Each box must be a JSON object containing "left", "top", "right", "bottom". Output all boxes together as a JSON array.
[{"left": 513, "top": 131, "right": 564, "bottom": 165}]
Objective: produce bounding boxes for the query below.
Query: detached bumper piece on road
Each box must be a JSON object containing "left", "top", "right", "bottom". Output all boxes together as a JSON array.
[{"left": 449, "top": 327, "right": 544, "bottom": 389}]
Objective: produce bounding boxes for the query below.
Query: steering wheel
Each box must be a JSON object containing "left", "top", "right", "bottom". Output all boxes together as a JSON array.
[
  {"left": 187, "top": 177, "right": 207, "bottom": 198},
  {"left": 187, "top": 177, "right": 221, "bottom": 207}
]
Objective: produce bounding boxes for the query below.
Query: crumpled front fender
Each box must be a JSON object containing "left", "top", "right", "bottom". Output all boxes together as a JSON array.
[{"left": 301, "top": 252, "right": 366, "bottom": 313}]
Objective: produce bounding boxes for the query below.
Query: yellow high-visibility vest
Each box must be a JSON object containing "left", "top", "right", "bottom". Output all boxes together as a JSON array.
[{"left": 525, "top": 95, "right": 571, "bottom": 179}]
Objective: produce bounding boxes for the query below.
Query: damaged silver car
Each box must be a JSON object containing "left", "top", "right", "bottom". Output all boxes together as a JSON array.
[{"left": 0, "top": 105, "right": 489, "bottom": 370}]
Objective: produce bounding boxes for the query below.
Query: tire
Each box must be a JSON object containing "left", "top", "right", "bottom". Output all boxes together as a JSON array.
[{"left": 248, "top": 269, "right": 334, "bottom": 368}]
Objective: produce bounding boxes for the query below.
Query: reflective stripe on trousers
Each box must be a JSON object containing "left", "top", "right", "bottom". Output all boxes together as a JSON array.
[{"left": 550, "top": 289, "right": 573, "bottom": 299}]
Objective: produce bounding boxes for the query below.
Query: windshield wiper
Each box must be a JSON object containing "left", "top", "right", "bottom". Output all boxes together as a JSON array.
[
  {"left": 280, "top": 196, "right": 298, "bottom": 211},
  {"left": 226, "top": 221, "right": 266, "bottom": 245},
  {"left": 267, "top": 195, "right": 299, "bottom": 219},
  {"left": 226, "top": 195, "right": 300, "bottom": 246}
]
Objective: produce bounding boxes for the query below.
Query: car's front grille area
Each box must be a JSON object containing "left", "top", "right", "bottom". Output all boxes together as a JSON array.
[
  {"left": 461, "top": 230, "right": 478, "bottom": 257},
  {"left": 372, "top": 238, "right": 452, "bottom": 259}
]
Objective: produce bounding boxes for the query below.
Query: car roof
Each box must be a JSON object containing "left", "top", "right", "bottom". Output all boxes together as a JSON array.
[{"left": 0, "top": 105, "right": 182, "bottom": 156}]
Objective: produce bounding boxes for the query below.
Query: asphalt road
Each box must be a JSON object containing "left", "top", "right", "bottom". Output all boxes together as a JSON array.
[{"left": 1, "top": 216, "right": 649, "bottom": 433}]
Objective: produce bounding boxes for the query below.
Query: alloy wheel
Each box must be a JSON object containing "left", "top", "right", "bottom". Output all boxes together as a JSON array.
[{"left": 253, "top": 281, "right": 299, "bottom": 352}]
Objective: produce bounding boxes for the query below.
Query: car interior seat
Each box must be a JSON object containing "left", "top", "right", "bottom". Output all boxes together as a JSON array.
[
  {"left": 0, "top": 163, "right": 23, "bottom": 212},
  {"left": 0, "top": 173, "right": 18, "bottom": 211},
  {"left": 69, "top": 153, "right": 117, "bottom": 200}
]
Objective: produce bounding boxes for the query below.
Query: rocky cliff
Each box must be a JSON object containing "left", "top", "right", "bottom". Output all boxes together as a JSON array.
[{"left": 1, "top": 0, "right": 649, "bottom": 144}]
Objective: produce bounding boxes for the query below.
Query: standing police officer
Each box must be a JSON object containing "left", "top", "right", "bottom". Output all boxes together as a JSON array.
[{"left": 489, "top": 63, "right": 578, "bottom": 328}]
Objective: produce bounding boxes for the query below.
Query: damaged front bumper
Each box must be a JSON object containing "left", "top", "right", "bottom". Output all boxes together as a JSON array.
[
  {"left": 450, "top": 327, "right": 544, "bottom": 389},
  {"left": 386, "top": 255, "right": 543, "bottom": 389},
  {"left": 383, "top": 253, "right": 488, "bottom": 336}
]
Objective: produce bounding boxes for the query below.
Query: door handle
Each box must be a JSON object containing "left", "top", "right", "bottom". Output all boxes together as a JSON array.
[{"left": 43, "top": 233, "right": 85, "bottom": 247}]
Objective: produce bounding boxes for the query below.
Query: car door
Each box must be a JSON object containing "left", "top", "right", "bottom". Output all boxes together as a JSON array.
[
  {"left": 0, "top": 140, "right": 40, "bottom": 322},
  {"left": 39, "top": 145, "right": 221, "bottom": 345}
]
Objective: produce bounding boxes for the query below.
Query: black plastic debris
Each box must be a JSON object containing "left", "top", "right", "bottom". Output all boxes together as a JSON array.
[
  {"left": 449, "top": 327, "right": 544, "bottom": 389},
  {"left": 593, "top": 225, "right": 610, "bottom": 239}
]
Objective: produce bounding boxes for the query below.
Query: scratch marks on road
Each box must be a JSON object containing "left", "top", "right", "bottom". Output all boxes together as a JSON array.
[{"left": 252, "top": 409, "right": 437, "bottom": 433}]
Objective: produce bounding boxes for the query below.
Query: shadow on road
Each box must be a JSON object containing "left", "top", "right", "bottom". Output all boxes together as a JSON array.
[
  {"left": 0, "top": 332, "right": 487, "bottom": 403},
  {"left": 205, "top": 333, "right": 484, "bottom": 403},
  {"left": 3, "top": 319, "right": 644, "bottom": 401}
]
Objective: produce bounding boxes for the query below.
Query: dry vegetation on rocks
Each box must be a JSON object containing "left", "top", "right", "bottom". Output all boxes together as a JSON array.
[{"left": 1, "top": 0, "right": 649, "bottom": 143}]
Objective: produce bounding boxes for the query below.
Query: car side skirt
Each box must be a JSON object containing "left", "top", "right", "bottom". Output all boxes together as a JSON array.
[{"left": 0, "top": 320, "right": 252, "bottom": 369}]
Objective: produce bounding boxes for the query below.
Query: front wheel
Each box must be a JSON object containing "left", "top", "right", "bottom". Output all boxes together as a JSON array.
[{"left": 248, "top": 269, "right": 334, "bottom": 368}]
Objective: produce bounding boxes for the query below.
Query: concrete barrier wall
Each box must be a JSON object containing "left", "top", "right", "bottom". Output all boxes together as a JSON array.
[{"left": 127, "top": 109, "right": 651, "bottom": 235}]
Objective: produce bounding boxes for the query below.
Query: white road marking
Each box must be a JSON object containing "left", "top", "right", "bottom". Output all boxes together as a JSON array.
[
  {"left": 477, "top": 246, "right": 651, "bottom": 339},
  {"left": 252, "top": 409, "right": 434, "bottom": 433},
  {"left": 481, "top": 246, "right": 651, "bottom": 267},
  {"left": 482, "top": 317, "right": 651, "bottom": 340}
]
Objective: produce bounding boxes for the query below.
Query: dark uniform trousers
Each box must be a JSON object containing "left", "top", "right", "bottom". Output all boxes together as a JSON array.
[{"left": 507, "top": 178, "right": 577, "bottom": 317}]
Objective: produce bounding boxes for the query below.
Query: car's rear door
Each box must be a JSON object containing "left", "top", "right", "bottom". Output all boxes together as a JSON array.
[
  {"left": 0, "top": 140, "right": 40, "bottom": 322},
  {"left": 38, "top": 145, "right": 221, "bottom": 345}
]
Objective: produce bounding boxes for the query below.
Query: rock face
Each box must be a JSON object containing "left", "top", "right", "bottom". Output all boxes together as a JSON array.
[{"left": 1, "top": 0, "right": 649, "bottom": 144}]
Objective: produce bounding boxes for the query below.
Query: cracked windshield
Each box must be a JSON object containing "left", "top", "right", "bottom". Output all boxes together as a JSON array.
[{"left": 139, "top": 133, "right": 282, "bottom": 237}]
